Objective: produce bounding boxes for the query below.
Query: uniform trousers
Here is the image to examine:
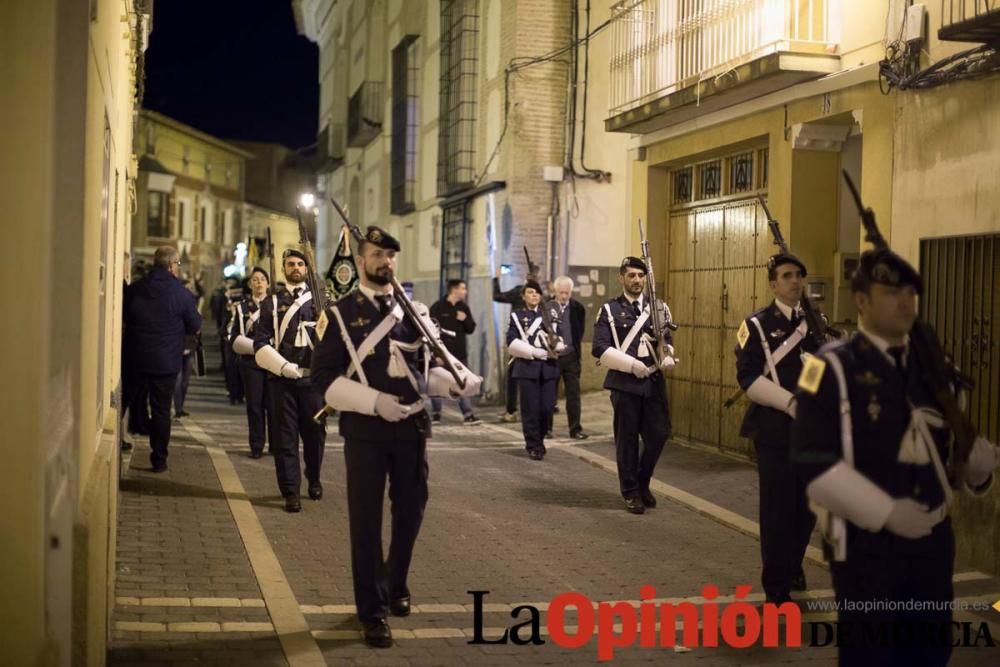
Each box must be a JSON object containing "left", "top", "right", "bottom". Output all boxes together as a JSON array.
[
  {"left": 830, "top": 531, "right": 954, "bottom": 667},
  {"left": 505, "top": 364, "right": 519, "bottom": 414},
  {"left": 344, "top": 435, "right": 428, "bottom": 623},
  {"left": 610, "top": 379, "right": 669, "bottom": 498},
  {"left": 222, "top": 341, "right": 244, "bottom": 402},
  {"left": 270, "top": 378, "right": 325, "bottom": 496},
  {"left": 754, "top": 440, "right": 815, "bottom": 600},
  {"left": 240, "top": 365, "right": 273, "bottom": 454},
  {"left": 518, "top": 376, "right": 556, "bottom": 454}
]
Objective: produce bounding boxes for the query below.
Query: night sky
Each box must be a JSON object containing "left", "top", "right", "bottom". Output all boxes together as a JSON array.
[{"left": 143, "top": 0, "right": 319, "bottom": 148}]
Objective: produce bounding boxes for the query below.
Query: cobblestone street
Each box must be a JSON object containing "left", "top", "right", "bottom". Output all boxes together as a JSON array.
[{"left": 108, "top": 361, "right": 1000, "bottom": 666}]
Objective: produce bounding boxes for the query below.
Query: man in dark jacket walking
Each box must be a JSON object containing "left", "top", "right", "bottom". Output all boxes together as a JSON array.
[{"left": 123, "top": 246, "right": 202, "bottom": 472}]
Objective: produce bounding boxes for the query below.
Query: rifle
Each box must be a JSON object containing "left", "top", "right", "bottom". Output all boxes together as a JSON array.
[
  {"left": 637, "top": 220, "right": 678, "bottom": 369},
  {"left": 523, "top": 246, "right": 559, "bottom": 358},
  {"left": 329, "top": 197, "right": 467, "bottom": 389},
  {"left": 267, "top": 227, "right": 277, "bottom": 298},
  {"left": 723, "top": 196, "right": 841, "bottom": 408},
  {"left": 842, "top": 171, "right": 979, "bottom": 488},
  {"left": 759, "top": 195, "right": 841, "bottom": 345},
  {"left": 295, "top": 207, "right": 329, "bottom": 315}
]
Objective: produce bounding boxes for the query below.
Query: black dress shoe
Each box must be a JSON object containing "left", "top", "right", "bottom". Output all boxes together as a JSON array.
[
  {"left": 308, "top": 482, "right": 323, "bottom": 500},
  {"left": 640, "top": 489, "right": 657, "bottom": 508},
  {"left": 570, "top": 431, "right": 589, "bottom": 440},
  {"left": 249, "top": 451, "right": 263, "bottom": 459},
  {"left": 528, "top": 450, "right": 545, "bottom": 461},
  {"left": 151, "top": 463, "right": 168, "bottom": 473},
  {"left": 624, "top": 497, "right": 645, "bottom": 514},
  {"left": 791, "top": 572, "right": 807, "bottom": 592},
  {"left": 362, "top": 618, "right": 393, "bottom": 648},
  {"left": 390, "top": 596, "right": 411, "bottom": 617},
  {"left": 284, "top": 495, "right": 301, "bottom": 513}
]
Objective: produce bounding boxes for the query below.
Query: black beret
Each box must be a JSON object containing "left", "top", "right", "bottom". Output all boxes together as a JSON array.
[
  {"left": 620, "top": 256, "right": 647, "bottom": 274},
  {"left": 522, "top": 279, "right": 543, "bottom": 294},
  {"left": 851, "top": 249, "right": 922, "bottom": 294},
  {"left": 282, "top": 248, "right": 308, "bottom": 264},
  {"left": 363, "top": 226, "right": 401, "bottom": 252},
  {"left": 767, "top": 253, "right": 807, "bottom": 280}
]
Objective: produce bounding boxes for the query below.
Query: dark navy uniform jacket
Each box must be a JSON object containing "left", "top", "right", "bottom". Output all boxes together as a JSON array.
[
  {"left": 793, "top": 333, "right": 955, "bottom": 558},
  {"left": 228, "top": 296, "right": 266, "bottom": 370},
  {"left": 591, "top": 294, "right": 673, "bottom": 398},
  {"left": 123, "top": 267, "right": 202, "bottom": 376},
  {"left": 252, "top": 285, "right": 319, "bottom": 379},
  {"left": 505, "top": 307, "right": 560, "bottom": 381},
  {"left": 311, "top": 289, "right": 427, "bottom": 442},
  {"left": 736, "top": 300, "right": 821, "bottom": 445}
]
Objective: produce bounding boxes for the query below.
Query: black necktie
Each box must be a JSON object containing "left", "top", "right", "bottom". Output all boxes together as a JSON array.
[
  {"left": 376, "top": 294, "right": 392, "bottom": 316},
  {"left": 632, "top": 300, "right": 642, "bottom": 317},
  {"left": 292, "top": 287, "right": 302, "bottom": 299},
  {"left": 888, "top": 345, "right": 907, "bottom": 382}
]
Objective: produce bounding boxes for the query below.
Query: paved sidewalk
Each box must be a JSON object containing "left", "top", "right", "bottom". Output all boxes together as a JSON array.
[{"left": 109, "top": 356, "right": 1000, "bottom": 666}]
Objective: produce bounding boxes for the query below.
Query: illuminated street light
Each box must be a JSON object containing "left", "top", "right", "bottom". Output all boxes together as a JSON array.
[{"left": 299, "top": 192, "right": 316, "bottom": 209}]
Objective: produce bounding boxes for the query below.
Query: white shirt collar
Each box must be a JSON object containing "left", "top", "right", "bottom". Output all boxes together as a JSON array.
[
  {"left": 774, "top": 299, "right": 801, "bottom": 321},
  {"left": 623, "top": 293, "right": 643, "bottom": 308},
  {"left": 359, "top": 282, "right": 393, "bottom": 306},
  {"left": 859, "top": 327, "right": 910, "bottom": 367},
  {"left": 287, "top": 282, "right": 308, "bottom": 295}
]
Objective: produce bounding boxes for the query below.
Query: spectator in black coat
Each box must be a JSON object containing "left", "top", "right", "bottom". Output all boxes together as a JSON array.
[
  {"left": 546, "top": 276, "right": 588, "bottom": 439},
  {"left": 123, "top": 246, "right": 202, "bottom": 472},
  {"left": 429, "top": 279, "right": 481, "bottom": 425}
]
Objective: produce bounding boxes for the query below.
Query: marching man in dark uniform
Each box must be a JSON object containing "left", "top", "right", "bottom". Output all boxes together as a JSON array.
[
  {"left": 735, "top": 253, "right": 820, "bottom": 603},
  {"left": 312, "top": 227, "right": 481, "bottom": 648},
  {"left": 793, "top": 249, "right": 999, "bottom": 666},
  {"left": 252, "top": 250, "right": 326, "bottom": 513},
  {"left": 592, "top": 257, "right": 676, "bottom": 514},
  {"left": 505, "top": 280, "right": 563, "bottom": 461},
  {"left": 229, "top": 267, "right": 274, "bottom": 458}
]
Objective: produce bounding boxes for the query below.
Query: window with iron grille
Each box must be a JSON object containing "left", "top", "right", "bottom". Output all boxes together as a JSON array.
[
  {"left": 440, "top": 202, "right": 470, "bottom": 289},
  {"left": 391, "top": 36, "right": 420, "bottom": 215},
  {"left": 698, "top": 160, "right": 722, "bottom": 199},
  {"left": 729, "top": 152, "right": 753, "bottom": 193},
  {"left": 437, "top": 0, "right": 479, "bottom": 196},
  {"left": 672, "top": 167, "right": 693, "bottom": 205}
]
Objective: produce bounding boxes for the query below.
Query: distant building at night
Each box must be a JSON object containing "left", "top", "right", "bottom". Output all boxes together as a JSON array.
[{"left": 132, "top": 109, "right": 254, "bottom": 292}]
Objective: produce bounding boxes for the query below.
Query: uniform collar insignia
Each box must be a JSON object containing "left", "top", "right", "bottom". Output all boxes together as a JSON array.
[
  {"left": 770, "top": 329, "right": 786, "bottom": 338},
  {"left": 349, "top": 316, "right": 370, "bottom": 328}
]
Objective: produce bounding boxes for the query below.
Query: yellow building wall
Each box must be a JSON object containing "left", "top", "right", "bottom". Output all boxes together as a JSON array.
[
  {"left": 142, "top": 115, "right": 246, "bottom": 191},
  {"left": 1, "top": 0, "right": 139, "bottom": 664}
]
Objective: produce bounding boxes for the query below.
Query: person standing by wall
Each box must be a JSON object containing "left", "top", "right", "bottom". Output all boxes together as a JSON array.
[{"left": 429, "top": 279, "right": 481, "bottom": 425}]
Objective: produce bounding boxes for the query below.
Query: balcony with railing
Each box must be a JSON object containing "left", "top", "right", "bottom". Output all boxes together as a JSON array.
[
  {"left": 939, "top": 0, "right": 1000, "bottom": 43},
  {"left": 347, "top": 81, "right": 384, "bottom": 147},
  {"left": 607, "top": 0, "right": 841, "bottom": 133}
]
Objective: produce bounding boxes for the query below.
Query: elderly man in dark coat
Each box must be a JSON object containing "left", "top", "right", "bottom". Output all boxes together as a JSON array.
[{"left": 123, "top": 246, "right": 202, "bottom": 472}]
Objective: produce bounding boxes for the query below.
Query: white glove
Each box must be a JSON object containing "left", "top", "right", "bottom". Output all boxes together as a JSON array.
[
  {"left": 554, "top": 340, "right": 567, "bottom": 353},
  {"left": 660, "top": 355, "right": 676, "bottom": 371},
  {"left": 531, "top": 347, "right": 549, "bottom": 360},
  {"left": 884, "top": 498, "right": 939, "bottom": 539},
  {"left": 965, "top": 437, "right": 998, "bottom": 488},
  {"left": 631, "top": 360, "right": 651, "bottom": 379},
  {"left": 374, "top": 393, "right": 411, "bottom": 422},
  {"left": 280, "top": 362, "right": 302, "bottom": 379}
]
